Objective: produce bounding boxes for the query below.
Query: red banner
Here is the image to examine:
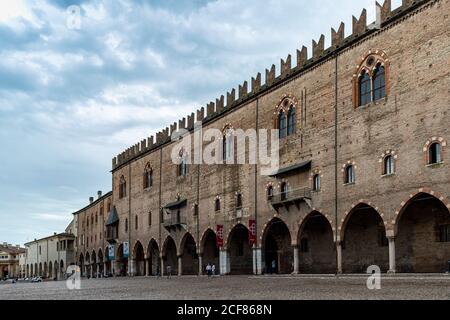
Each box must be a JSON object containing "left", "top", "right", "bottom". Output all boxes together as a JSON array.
[
  {"left": 216, "top": 225, "right": 224, "bottom": 248},
  {"left": 249, "top": 219, "right": 256, "bottom": 247}
]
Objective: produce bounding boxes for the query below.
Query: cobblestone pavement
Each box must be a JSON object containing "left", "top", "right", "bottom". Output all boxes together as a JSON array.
[{"left": 0, "top": 275, "right": 449, "bottom": 300}]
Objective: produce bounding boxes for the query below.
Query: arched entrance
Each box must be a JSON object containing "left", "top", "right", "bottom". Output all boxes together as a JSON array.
[
  {"left": 26, "top": 265, "right": 29, "bottom": 278},
  {"left": 298, "top": 211, "right": 336, "bottom": 274},
  {"left": 262, "top": 218, "right": 293, "bottom": 274},
  {"left": 147, "top": 240, "right": 160, "bottom": 276},
  {"left": 43, "top": 262, "right": 48, "bottom": 278},
  {"left": 133, "top": 241, "right": 145, "bottom": 276},
  {"left": 341, "top": 204, "right": 389, "bottom": 273},
  {"left": 201, "top": 229, "right": 219, "bottom": 273},
  {"left": 60, "top": 260, "right": 64, "bottom": 279},
  {"left": 79, "top": 253, "right": 84, "bottom": 277},
  {"left": 228, "top": 224, "right": 253, "bottom": 275},
  {"left": 180, "top": 233, "right": 198, "bottom": 275},
  {"left": 48, "top": 261, "right": 53, "bottom": 279},
  {"left": 104, "top": 247, "right": 111, "bottom": 276},
  {"left": 163, "top": 237, "right": 178, "bottom": 275},
  {"left": 396, "top": 193, "right": 450, "bottom": 272},
  {"left": 91, "top": 250, "right": 97, "bottom": 278},
  {"left": 38, "top": 263, "right": 42, "bottom": 277},
  {"left": 53, "top": 261, "right": 58, "bottom": 280},
  {"left": 117, "top": 244, "right": 128, "bottom": 276},
  {"left": 98, "top": 249, "right": 104, "bottom": 276},
  {"left": 85, "top": 252, "right": 91, "bottom": 277}
]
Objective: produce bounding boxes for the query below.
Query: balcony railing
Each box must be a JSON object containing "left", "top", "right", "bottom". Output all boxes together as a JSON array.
[
  {"left": 163, "top": 215, "right": 187, "bottom": 231},
  {"left": 269, "top": 187, "right": 311, "bottom": 212}
]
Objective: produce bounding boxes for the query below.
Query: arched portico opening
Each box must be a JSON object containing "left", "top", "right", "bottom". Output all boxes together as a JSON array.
[
  {"left": 98, "top": 249, "right": 104, "bottom": 276},
  {"left": 396, "top": 193, "right": 450, "bottom": 272},
  {"left": 147, "top": 240, "right": 160, "bottom": 276},
  {"left": 38, "top": 263, "right": 42, "bottom": 277},
  {"left": 116, "top": 244, "right": 128, "bottom": 276},
  {"left": 54, "top": 261, "right": 58, "bottom": 280},
  {"left": 78, "top": 253, "right": 84, "bottom": 277},
  {"left": 298, "top": 211, "right": 336, "bottom": 274},
  {"left": 201, "top": 229, "right": 219, "bottom": 274},
  {"left": 227, "top": 224, "right": 253, "bottom": 275},
  {"left": 262, "top": 218, "right": 293, "bottom": 274},
  {"left": 48, "top": 261, "right": 53, "bottom": 279},
  {"left": 133, "top": 241, "right": 145, "bottom": 276},
  {"left": 180, "top": 233, "right": 198, "bottom": 275},
  {"left": 91, "top": 250, "right": 97, "bottom": 278},
  {"left": 85, "top": 252, "right": 91, "bottom": 277},
  {"left": 43, "top": 262, "right": 48, "bottom": 278},
  {"left": 60, "top": 260, "right": 64, "bottom": 279},
  {"left": 162, "top": 236, "right": 178, "bottom": 275},
  {"left": 341, "top": 204, "right": 389, "bottom": 273},
  {"left": 26, "top": 265, "right": 29, "bottom": 278}
]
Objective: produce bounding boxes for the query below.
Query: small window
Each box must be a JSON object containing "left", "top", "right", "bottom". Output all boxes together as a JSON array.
[
  {"left": 193, "top": 204, "right": 199, "bottom": 216},
  {"left": 300, "top": 238, "right": 309, "bottom": 253},
  {"left": 223, "top": 129, "right": 233, "bottom": 162},
  {"left": 178, "top": 150, "right": 188, "bottom": 177},
  {"left": 278, "top": 111, "right": 287, "bottom": 139},
  {"left": 236, "top": 193, "right": 242, "bottom": 209},
  {"left": 429, "top": 143, "right": 442, "bottom": 164},
  {"left": 383, "top": 155, "right": 394, "bottom": 175},
  {"left": 287, "top": 106, "right": 296, "bottom": 136},
  {"left": 313, "top": 174, "right": 321, "bottom": 192},
  {"left": 345, "top": 165, "right": 355, "bottom": 184},
  {"left": 280, "top": 182, "right": 288, "bottom": 201},
  {"left": 135, "top": 215, "right": 138, "bottom": 230},
  {"left": 359, "top": 71, "right": 372, "bottom": 106},
  {"left": 125, "top": 218, "right": 128, "bottom": 233},
  {"left": 215, "top": 198, "right": 221, "bottom": 212},
  {"left": 119, "top": 176, "right": 127, "bottom": 199},
  {"left": 373, "top": 64, "right": 386, "bottom": 101},
  {"left": 267, "top": 186, "right": 274, "bottom": 201},
  {"left": 148, "top": 212, "right": 152, "bottom": 226}
]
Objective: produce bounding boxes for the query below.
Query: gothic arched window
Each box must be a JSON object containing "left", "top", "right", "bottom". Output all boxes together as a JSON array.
[
  {"left": 278, "top": 111, "right": 287, "bottom": 138},
  {"left": 287, "top": 106, "right": 296, "bottom": 136},
  {"left": 143, "top": 163, "right": 153, "bottom": 189},
  {"left": 119, "top": 176, "right": 127, "bottom": 199},
  {"left": 373, "top": 64, "right": 386, "bottom": 101},
  {"left": 359, "top": 71, "right": 372, "bottom": 106}
]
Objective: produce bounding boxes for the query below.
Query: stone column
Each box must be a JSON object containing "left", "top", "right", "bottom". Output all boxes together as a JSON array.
[
  {"left": 336, "top": 241, "right": 343, "bottom": 274},
  {"left": 388, "top": 237, "right": 396, "bottom": 274},
  {"left": 160, "top": 257, "right": 165, "bottom": 276},
  {"left": 90, "top": 264, "right": 93, "bottom": 278},
  {"left": 293, "top": 246, "right": 299, "bottom": 274},
  {"left": 178, "top": 256, "right": 182, "bottom": 276},
  {"left": 103, "top": 262, "right": 107, "bottom": 277},
  {"left": 219, "top": 249, "right": 229, "bottom": 275},
  {"left": 252, "top": 247, "right": 262, "bottom": 275},
  {"left": 198, "top": 255, "right": 203, "bottom": 276},
  {"left": 129, "top": 259, "right": 135, "bottom": 276}
]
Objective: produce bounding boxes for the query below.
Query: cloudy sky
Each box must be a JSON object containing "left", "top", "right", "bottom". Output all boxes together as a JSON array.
[{"left": 0, "top": 0, "right": 403, "bottom": 246}]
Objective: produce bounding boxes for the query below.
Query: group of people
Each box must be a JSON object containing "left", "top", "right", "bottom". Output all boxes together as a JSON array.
[{"left": 205, "top": 263, "right": 216, "bottom": 277}]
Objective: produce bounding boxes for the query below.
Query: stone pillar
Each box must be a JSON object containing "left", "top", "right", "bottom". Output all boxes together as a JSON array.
[
  {"left": 178, "top": 256, "right": 182, "bottom": 276},
  {"left": 252, "top": 247, "right": 262, "bottom": 275},
  {"left": 219, "top": 249, "right": 230, "bottom": 275},
  {"left": 293, "top": 246, "right": 299, "bottom": 274},
  {"left": 388, "top": 237, "right": 396, "bottom": 274},
  {"left": 336, "top": 241, "right": 343, "bottom": 274},
  {"left": 160, "top": 258, "right": 165, "bottom": 276},
  {"left": 90, "top": 264, "right": 93, "bottom": 278},
  {"left": 129, "top": 259, "right": 135, "bottom": 276},
  {"left": 198, "top": 255, "right": 203, "bottom": 275},
  {"left": 104, "top": 262, "right": 107, "bottom": 277}
]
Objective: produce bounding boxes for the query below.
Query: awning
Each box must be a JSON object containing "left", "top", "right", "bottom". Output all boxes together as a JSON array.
[
  {"left": 105, "top": 206, "right": 119, "bottom": 226},
  {"left": 268, "top": 160, "right": 312, "bottom": 177},
  {"left": 163, "top": 198, "right": 187, "bottom": 210}
]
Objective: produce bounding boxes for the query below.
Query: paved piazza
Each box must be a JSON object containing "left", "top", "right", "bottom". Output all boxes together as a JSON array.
[{"left": 0, "top": 275, "right": 449, "bottom": 300}]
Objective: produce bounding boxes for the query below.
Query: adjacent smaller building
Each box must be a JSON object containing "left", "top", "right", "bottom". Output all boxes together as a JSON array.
[
  {"left": 0, "top": 243, "right": 26, "bottom": 278},
  {"left": 23, "top": 232, "right": 76, "bottom": 279}
]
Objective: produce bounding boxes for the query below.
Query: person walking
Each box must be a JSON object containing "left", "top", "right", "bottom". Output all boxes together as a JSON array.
[
  {"left": 166, "top": 265, "right": 172, "bottom": 279},
  {"left": 211, "top": 264, "right": 216, "bottom": 277},
  {"left": 271, "top": 260, "right": 276, "bottom": 274},
  {"left": 206, "top": 263, "right": 212, "bottom": 278}
]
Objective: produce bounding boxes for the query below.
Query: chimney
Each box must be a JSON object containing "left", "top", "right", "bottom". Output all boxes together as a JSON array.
[
  {"left": 97, "top": 190, "right": 102, "bottom": 199},
  {"left": 89, "top": 197, "right": 94, "bottom": 204}
]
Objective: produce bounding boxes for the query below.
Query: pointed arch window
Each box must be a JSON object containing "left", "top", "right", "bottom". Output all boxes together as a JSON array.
[
  {"left": 313, "top": 174, "right": 321, "bottom": 192},
  {"left": 383, "top": 155, "right": 394, "bottom": 175},
  {"left": 178, "top": 149, "right": 188, "bottom": 177},
  {"left": 267, "top": 186, "right": 274, "bottom": 201},
  {"left": 287, "top": 106, "right": 296, "bottom": 136},
  {"left": 119, "top": 176, "right": 127, "bottom": 199},
  {"left": 143, "top": 163, "right": 153, "bottom": 189},
  {"left": 373, "top": 64, "right": 386, "bottom": 101},
  {"left": 345, "top": 165, "right": 355, "bottom": 184},
  {"left": 236, "top": 193, "right": 242, "bottom": 209},
  {"left": 278, "top": 111, "right": 287, "bottom": 139},
  {"left": 429, "top": 143, "right": 442, "bottom": 164},
  {"left": 222, "top": 127, "right": 233, "bottom": 162},
  {"left": 359, "top": 71, "right": 372, "bottom": 106},
  {"left": 215, "top": 198, "right": 221, "bottom": 212},
  {"left": 280, "top": 182, "right": 288, "bottom": 201}
]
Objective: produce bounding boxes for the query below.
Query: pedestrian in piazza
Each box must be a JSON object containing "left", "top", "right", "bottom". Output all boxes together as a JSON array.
[
  {"left": 166, "top": 265, "right": 172, "bottom": 279},
  {"left": 206, "top": 263, "right": 212, "bottom": 277},
  {"left": 211, "top": 264, "right": 216, "bottom": 277}
]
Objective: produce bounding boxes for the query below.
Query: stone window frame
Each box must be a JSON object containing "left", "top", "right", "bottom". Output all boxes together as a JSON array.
[
  {"left": 273, "top": 94, "right": 299, "bottom": 139},
  {"left": 424, "top": 137, "right": 446, "bottom": 166},
  {"left": 265, "top": 183, "right": 274, "bottom": 201},
  {"left": 177, "top": 147, "right": 189, "bottom": 177},
  {"left": 235, "top": 191, "right": 243, "bottom": 209},
  {"left": 119, "top": 175, "right": 127, "bottom": 199},
  {"left": 352, "top": 50, "right": 390, "bottom": 108},
  {"left": 214, "top": 195, "right": 221, "bottom": 213},
  {"left": 221, "top": 124, "right": 234, "bottom": 163},
  {"left": 342, "top": 161, "right": 357, "bottom": 185},
  {"left": 379, "top": 150, "right": 398, "bottom": 176},
  {"left": 143, "top": 162, "right": 154, "bottom": 190},
  {"left": 278, "top": 178, "right": 291, "bottom": 200},
  {"left": 309, "top": 168, "right": 323, "bottom": 192}
]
